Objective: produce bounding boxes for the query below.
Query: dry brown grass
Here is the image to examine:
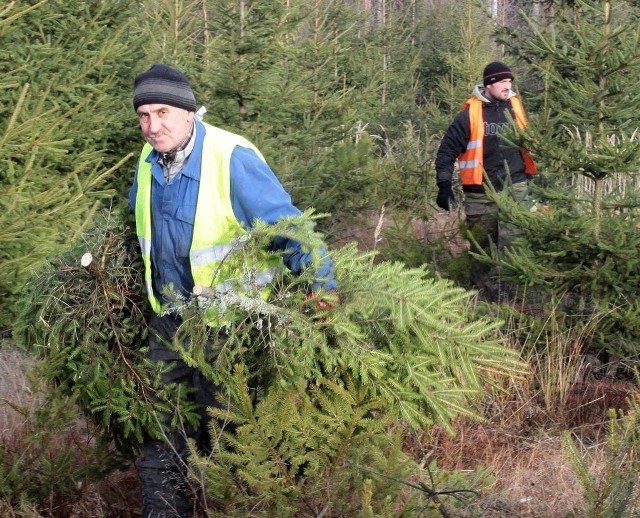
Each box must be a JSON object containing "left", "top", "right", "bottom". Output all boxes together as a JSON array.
[
  {"left": 419, "top": 375, "right": 640, "bottom": 518},
  {"left": 0, "top": 500, "right": 42, "bottom": 518},
  {"left": 68, "top": 465, "right": 141, "bottom": 518},
  {"left": 0, "top": 339, "right": 39, "bottom": 440},
  {"left": 425, "top": 421, "right": 584, "bottom": 517}
]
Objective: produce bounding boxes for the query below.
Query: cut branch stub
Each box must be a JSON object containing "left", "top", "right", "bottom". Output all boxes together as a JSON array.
[
  {"left": 193, "top": 285, "right": 215, "bottom": 298},
  {"left": 80, "top": 252, "right": 117, "bottom": 305},
  {"left": 81, "top": 252, "right": 103, "bottom": 280}
]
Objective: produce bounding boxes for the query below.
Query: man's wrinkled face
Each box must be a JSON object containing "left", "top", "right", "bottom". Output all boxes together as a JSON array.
[
  {"left": 485, "top": 78, "right": 512, "bottom": 102},
  {"left": 136, "top": 104, "right": 193, "bottom": 153}
]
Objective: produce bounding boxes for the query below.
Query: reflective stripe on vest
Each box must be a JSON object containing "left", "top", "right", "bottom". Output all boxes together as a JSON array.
[
  {"left": 458, "top": 96, "right": 537, "bottom": 185},
  {"left": 134, "top": 122, "right": 281, "bottom": 316}
]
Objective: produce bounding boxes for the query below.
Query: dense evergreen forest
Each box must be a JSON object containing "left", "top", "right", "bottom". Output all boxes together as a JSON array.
[{"left": 1, "top": 0, "right": 640, "bottom": 516}]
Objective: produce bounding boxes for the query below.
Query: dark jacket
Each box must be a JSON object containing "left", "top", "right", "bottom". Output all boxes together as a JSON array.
[{"left": 435, "top": 85, "right": 527, "bottom": 193}]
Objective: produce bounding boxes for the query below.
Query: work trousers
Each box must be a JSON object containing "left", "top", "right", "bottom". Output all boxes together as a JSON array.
[
  {"left": 463, "top": 181, "right": 530, "bottom": 292},
  {"left": 137, "top": 313, "right": 230, "bottom": 518}
]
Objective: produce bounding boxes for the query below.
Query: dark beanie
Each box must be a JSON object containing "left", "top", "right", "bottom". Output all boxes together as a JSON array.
[
  {"left": 133, "top": 64, "right": 197, "bottom": 112},
  {"left": 482, "top": 61, "right": 514, "bottom": 86}
]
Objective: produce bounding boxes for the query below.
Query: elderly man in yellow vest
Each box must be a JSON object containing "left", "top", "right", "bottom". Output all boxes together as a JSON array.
[
  {"left": 129, "top": 63, "right": 337, "bottom": 518},
  {"left": 435, "top": 60, "right": 537, "bottom": 299}
]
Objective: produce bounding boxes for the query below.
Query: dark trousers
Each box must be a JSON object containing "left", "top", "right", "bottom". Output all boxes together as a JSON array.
[
  {"left": 137, "top": 314, "right": 229, "bottom": 518},
  {"left": 463, "top": 181, "right": 530, "bottom": 292}
]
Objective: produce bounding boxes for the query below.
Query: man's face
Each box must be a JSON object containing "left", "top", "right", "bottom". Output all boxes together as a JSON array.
[
  {"left": 136, "top": 104, "right": 194, "bottom": 153},
  {"left": 484, "top": 78, "right": 512, "bottom": 102}
]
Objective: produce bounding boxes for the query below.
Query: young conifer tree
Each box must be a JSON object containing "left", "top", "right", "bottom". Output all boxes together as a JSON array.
[
  {"left": 288, "top": 0, "right": 388, "bottom": 213},
  {"left": 421, "top": 0, "right": 498, "bottom": 133},
  {"left": 290, "top": 0, "right": 429, "bottom": 215},
  {"left": 494, "top": 0, "right": 640, "bottom": 360},
  {"left": 194, "top": 0, "right": 303, "bottom": 136},
  {"left": 0, "top": 0, "right": 142, "bottom": 330}
]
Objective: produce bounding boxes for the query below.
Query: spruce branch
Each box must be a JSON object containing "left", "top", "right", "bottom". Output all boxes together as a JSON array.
[
  {"left": 178, "top": 223, "right": 523, "bottom": 431},
  {"left": 14, "top": 209, "right": 199, "bottom": 455}
]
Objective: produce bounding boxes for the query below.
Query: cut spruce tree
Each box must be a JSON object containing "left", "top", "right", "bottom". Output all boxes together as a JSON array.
[
  {"left": 14, "top": 208, "right": 523, "bottom": 512},
  {"left": 13, "top": 209, "right": 200, "bottom": 456}
]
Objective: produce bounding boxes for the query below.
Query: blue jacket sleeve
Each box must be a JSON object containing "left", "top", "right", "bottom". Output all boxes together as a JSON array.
[
  {"left": 230, "top": 146, "right": 337, "bottom": 291},
  {"left": 128, "top": 168, "right": 138, "bottom": 211}
]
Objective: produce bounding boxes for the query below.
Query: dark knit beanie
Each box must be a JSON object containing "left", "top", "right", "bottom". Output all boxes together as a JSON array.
[
  {"left": 482, "top": 61, "right": 514, "bottom": 86},
  {"left": 133, "top": 64, "right": 197, "bottom": 112}
]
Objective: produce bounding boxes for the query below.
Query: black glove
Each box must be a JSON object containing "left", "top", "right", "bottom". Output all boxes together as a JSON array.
[{"left": 436, "top": 181, "right": 454, "bottom": 211}]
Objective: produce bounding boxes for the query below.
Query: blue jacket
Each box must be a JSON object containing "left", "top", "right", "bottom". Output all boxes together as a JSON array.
[{"left": 129, "top": 120, "right": 337, "bottom": 304}]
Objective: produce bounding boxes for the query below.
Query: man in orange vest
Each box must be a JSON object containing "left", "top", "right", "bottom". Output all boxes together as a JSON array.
[{"left": 435, "top": 60, "right": 537, "bottom": 297}]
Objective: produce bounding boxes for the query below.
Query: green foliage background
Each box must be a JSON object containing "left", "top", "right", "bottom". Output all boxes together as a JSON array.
[
  {"left": 493, "top": 0, "right": 640, "bottom": 360},
  {"left": 0, "top": 0, "right": 142, "bottom": 328},
  {"left": 3, "top": 0, "right": 640, "bottom": 514}
]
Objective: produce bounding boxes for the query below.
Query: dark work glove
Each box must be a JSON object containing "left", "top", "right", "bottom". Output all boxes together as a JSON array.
[{"left": 436, "top": 181, "right": 454, "bottom": 211}]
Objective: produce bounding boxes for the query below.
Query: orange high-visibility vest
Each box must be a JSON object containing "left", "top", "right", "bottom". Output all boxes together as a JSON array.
[{"left": 458, "top": 96, "right": 537, "bottom": 185}]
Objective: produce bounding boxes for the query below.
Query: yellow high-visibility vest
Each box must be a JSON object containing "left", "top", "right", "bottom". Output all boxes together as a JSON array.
[{"left": 134, "top": 122, "right": 282, "bottom": 317}]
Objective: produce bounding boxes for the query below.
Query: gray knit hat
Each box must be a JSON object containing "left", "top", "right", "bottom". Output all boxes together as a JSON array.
[{"left": 133, "top": 64, "right": 197, "bottom": 112}]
